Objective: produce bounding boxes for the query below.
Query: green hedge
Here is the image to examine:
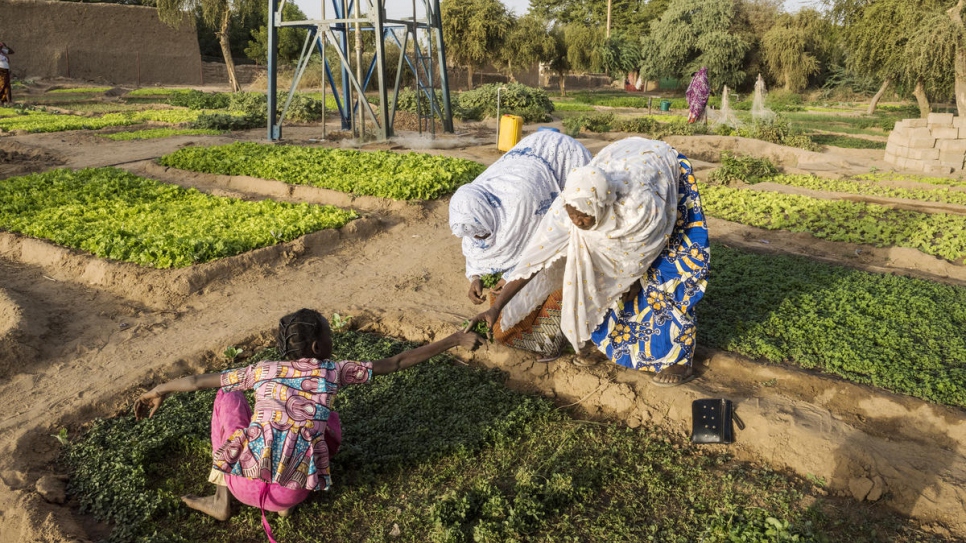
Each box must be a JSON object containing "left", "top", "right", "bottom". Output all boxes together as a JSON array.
[
  {"left": 0, "top": 168, "right": 357, "bottom": 268},
  {"left": 159, "top": 142, "right": 486, "bottom": 200}
]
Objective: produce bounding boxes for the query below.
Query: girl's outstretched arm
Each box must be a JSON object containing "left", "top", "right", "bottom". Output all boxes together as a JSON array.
[
  {"left": 135, "top": 373, "right": 223, "bottom": 420},
  {"left": 371, "top": 331, "right": 481, "bottom": 375}
]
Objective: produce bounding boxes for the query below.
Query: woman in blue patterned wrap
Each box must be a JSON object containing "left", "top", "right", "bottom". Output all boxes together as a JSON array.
[
  {"left": 466, "top": 137, "right": 709, "bottom": 386},
  {"left": 449, "top": 131, "right": 591, "bottom": 359}
]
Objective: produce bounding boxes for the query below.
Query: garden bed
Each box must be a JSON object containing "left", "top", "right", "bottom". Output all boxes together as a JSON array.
[
  {"left": 158, "top": 142, "right": 487, "bottom": 201},
  {"left": 133, "top": 159, "right": 419, "bottom": 215},
  {"left": 60, "top": 329, "right": 959, "bottom": 542},
  {"left": 0, "top": 168, "right": 378, "bottom": 308}
]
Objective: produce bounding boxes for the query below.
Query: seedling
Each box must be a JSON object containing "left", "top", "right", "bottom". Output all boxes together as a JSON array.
[{"left": 223, "top": 346, "right": 243, "bottom": 361}]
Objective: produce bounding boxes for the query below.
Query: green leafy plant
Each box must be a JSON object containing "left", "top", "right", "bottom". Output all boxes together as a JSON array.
[
  {"left": 707, "top": 152, "right": 781, "bottom": 185},
  {"left": 51, "top": 428, "right": 69, "bottom": 446},
  {"left": 456, "top": 83, "right": 554, "bottom": 123},
  {"left": 222, "top": 346, "right": 243, "bottom": 361},
  {"left": 479, "top": 273, "right": 503, "bottom": 289},
  {"left": 701, "top": 244, "right": 966, "bottom": 407},
  {"left": 167, "top": 89, "right": 231, "bottom": 110},
  {"left": 64, "top": 330, "right": 943, "bottom": 542},
  {"left": 330, "top": 313, "right": 352, "bottom": 332},
  {"left": 102, "top": 128, "right": 224, "bottom": 141},
  {"left": 159, "top": 143, "right": 486, "bottom": 201},
  {"left": 701, "top": 183, "right": 966, "bottom": 263},
  {"left": 0, "top": 168, "right": 357, "bottom": 268},
  {"left": 47, "top": 86, "right": 112, "bottom": 94}
]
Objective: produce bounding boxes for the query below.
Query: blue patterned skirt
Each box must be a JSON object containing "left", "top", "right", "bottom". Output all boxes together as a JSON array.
[{"left": 590, "top": 156, "right": 710, "bottom": 371}]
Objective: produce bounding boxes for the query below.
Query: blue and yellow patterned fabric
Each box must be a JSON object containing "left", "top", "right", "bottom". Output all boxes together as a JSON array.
[{"left": 590, "top": 155, "right": 710, "bottom": 371}]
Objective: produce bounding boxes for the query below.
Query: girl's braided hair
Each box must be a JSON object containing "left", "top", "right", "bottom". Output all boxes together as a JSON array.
[{"left": 276, "top": 308, "right": 330, "bottom": 360}]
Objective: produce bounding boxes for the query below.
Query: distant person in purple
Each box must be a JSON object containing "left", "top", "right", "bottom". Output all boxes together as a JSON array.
[{"left": 686, "top": 67, "right": 710, "bottom": 124}]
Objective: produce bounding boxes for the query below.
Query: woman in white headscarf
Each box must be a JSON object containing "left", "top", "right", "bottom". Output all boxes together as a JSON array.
[
  {"left": 466, "top": 137, "right": 710, "bottom": 385},
  {"left": 450, "top": 130, "right": 591, "bottom": 359}
]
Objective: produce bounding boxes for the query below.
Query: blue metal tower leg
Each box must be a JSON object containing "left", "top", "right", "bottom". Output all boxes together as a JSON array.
[{"left": 267, "top": 0, "right": 280, "bottom": 140}]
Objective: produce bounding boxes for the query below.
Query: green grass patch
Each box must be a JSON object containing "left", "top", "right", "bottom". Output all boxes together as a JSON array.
[
  {"left": 64, "top": 330, "right": 943, "bottom": 543},
  {"left": 126, "top": 87, "right": 186, "bottom": 96},
  {"left": 809, "top": 134, "right": 887, "bottom": 149},
  {"left": 102, "top": 128, "right": 225, "bottom": 141},
  {"left": 46, "top": 86, "right": 112, "bottom": 94},
  {"left": 701, "top": 244, "right": 966, "bottom": 408},
  {"left": 759, "top": 174, "right": 966, "bottom": 206},
  {"left": 701, "top": 183, "right": 966, "bottom": 262},
  {"left": 0, "top": 168, "right": 356, "bottom": 268},
  {"left": 852, "top": 172, "right": 966, "bottom": 188},
  {"left": 159, "top": 142, "right": 486, "bottom": 200},
  {"left": 56, "top": 102, "right": 162, "bottom": 114},
  {"left": 549, "top": 100, "right": 595, "bottom": 112}
]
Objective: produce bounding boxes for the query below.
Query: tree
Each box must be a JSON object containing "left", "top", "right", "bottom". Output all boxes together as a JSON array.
[
  {"left": 639, "top": 0, "right": 751, "bottom": 90},
  {"left": 244, "top": 3, "right": 309, "bottom": 65},
  {"left": 440, "top": 0, "right": 513, "bottom": 89},
  {"left": 596, "top": 33, "right": 643, "bottom": 79},
  {"left": 833, "top": 0, "right": 966, "bottom": 116},
  {"left": 157, "top": 0, "right": 258, "bottom": 91},
  {"left": 761, "top": 10, "right": 828, "bottom": 92},
  {"left": 543, "top": 23, "right": 572, "bottom": 95},
  {"left": 565, "top": 24, "right": 604, "bottom": 76},
  {"left": 530, "top": 0, "right": 670, "bottom": 37},
  {"left": 498, "top": 14, "right": 553, "bottom": 81}
]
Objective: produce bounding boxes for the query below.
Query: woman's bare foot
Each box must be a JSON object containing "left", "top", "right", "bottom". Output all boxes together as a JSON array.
[
  {"left": 182, "top": 485, "right": 232, "bottom": 521},
  {"left": 279, "top": 506, "right": 293, "bottom": 518},
  {"left": 651, "top": 364, "right": 695, "bottom": 387}
]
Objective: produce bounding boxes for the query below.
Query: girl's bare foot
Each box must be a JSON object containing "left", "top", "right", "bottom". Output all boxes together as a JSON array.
[
  {"left": 182, "top": 485, "right": 232, "bottom": 521},
  {"left": 279, "top": 506, "right": 293, "bottom": 518}
]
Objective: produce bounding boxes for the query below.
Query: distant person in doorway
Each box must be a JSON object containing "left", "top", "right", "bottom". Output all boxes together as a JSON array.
[
  {"left": 686, "top": 66, "right": 710, "bottom": 124},
  {"left": 0, "top": 42, "right": 14, "bottom": 105}
]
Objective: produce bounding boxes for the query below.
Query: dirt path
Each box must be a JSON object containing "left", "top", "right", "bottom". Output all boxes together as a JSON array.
[{"left": 1, "top": 130, "right": 964, "bottom": 542}]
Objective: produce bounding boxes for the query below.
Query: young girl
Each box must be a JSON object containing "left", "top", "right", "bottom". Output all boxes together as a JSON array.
[{"left": 135, "top": 309, "right": 481, "bottom": 540}]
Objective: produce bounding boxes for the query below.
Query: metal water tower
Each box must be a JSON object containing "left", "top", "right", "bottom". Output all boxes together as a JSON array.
[{"left": 266, "top": 0, "right": 454, "bottom": 141}]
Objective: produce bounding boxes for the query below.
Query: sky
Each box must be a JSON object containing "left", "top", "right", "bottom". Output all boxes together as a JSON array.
[{"left": 293, "top": 0, "right": 824, "bottom": 21}]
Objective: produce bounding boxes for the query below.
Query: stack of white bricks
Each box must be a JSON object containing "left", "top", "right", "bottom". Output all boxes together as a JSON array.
[{"left": 884, "top": 113, "right": 966, "bottom": 175}]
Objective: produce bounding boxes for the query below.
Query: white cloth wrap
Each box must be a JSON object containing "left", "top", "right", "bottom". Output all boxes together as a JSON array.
[
  {"left": 449, "top": 131, "right": 591, "bottom": 279},
  {"left": 502, "top": 138, "right": 680, "bottom": 346}
]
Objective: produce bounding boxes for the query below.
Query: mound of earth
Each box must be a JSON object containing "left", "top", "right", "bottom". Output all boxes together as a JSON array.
[{"left": 0, "top": 141, "right": 65, "bottom": 178}]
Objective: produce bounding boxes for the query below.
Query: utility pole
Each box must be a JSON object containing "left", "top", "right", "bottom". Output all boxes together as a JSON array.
[{"left": 606, "top": 0, "right": 612, "bottom": 38}]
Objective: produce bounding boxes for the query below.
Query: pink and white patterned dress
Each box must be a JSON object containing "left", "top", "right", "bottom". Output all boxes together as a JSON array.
[{"left": 212, "top": 358, "right": 372, "bottom": 491}]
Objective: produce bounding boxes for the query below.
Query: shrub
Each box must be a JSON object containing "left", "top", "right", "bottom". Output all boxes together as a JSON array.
[
  {"left": 614, "top": 116, "right": 658, "bottom": 133},
  {"left": 456, "top": 83, "right": 554, "bottom": 123},
  {"left": 225, "top": 92, "right": 325, "bottom": 123},
  {"left": 767, "top": 90, "right": 805, "bottom": 112},
  {"left": 707, "top": 152, "right": 780, "bottom": 185},
  {"left": 167, "top": 89, "right": 231, "bottom": 110},
  {"left": 188, "top": 113, "right": 262, "bottom": 131},
  {"left": 737, "top": 115, "right": 820, "bottom": 151},
  {"left": 562, "top": 113, "right": 615, "bottom": 136}
]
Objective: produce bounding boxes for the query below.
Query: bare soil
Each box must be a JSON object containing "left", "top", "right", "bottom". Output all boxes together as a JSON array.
[{"left": 1, "top": 121, "right": 964, "bottom": 542}]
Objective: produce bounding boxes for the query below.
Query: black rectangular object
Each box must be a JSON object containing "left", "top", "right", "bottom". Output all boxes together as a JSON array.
[{"left": 691, "top": 398, "right": 738, "bottom": 444}]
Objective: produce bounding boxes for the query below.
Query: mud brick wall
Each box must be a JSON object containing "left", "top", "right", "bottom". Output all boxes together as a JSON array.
[
  {"left": 885, "top": 113, "right": 966, "bottom": 175},
  {"left": 0, "top": 0, "right": 202, "bottom": 85}
]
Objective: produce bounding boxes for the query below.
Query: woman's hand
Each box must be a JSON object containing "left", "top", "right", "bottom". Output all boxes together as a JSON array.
[
  {"left": 489, "top": 278, "right": 507, "bottom": 297},
  {"left": 463, "top": 307, "right": 500, "bottom": 340},
  {"left": 134, "top": 389, "right": 167, "bottom": 420},
  {"left": 468, "top": 276, "right": 486, "bottom": 305}
]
